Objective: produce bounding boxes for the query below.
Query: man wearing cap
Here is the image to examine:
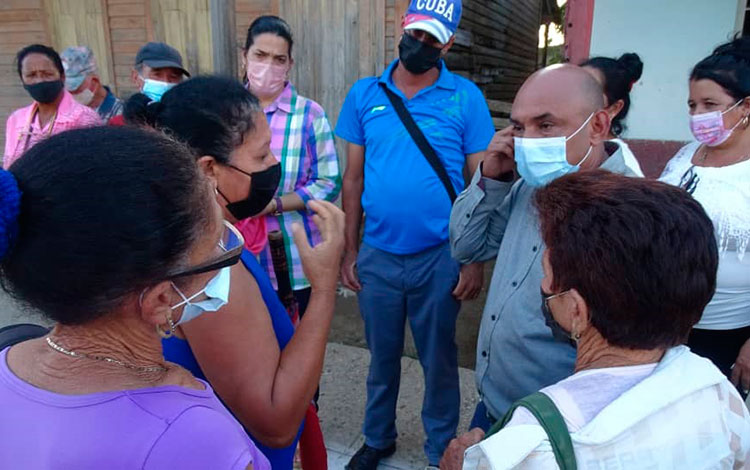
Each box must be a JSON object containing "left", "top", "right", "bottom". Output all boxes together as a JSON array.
[
  {"left": 109, "top": 42, "right": 189, "bottom": 125},
  {"left": 335, "top": 1, "right": 494, "bottom": 468},
  {"left": 61, "top": 46, "right": 123, "bottom": 123}
]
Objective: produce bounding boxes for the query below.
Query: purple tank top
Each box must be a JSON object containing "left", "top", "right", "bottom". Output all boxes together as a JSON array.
[{"left": 0, "top": 347, "right": 270, "bottom": 470}]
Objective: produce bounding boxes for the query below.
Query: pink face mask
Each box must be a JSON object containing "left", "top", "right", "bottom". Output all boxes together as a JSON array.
[
  {"left": 689, "top": 100, "right": 744, "bottom": 147},
  {"left": 246, "top": 61, "right": 288, "bottom": 98}
]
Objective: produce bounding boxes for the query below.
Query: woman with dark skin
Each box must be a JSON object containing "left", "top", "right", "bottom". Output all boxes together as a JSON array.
[
  {"left": 4, "top": 44, "right": 99, "bottom": 168},
  {"left": 0, "top": 127, "right": 268, "bottom": 469}
]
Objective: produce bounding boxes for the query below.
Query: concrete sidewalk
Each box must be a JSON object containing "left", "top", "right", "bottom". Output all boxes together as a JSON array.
[{"left": 318, "top": 342, "right": 479, "bottom": 470}]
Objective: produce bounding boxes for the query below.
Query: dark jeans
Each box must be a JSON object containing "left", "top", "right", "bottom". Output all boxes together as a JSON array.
[
  {"left": 469, "top": 400, "right": 496, "bottom": 433},
  {"left": 357, "top": 242, "right": 461, "bottom": 465},
  {"left": 688, "top": 325, "right": 750, "bottom": 397}
]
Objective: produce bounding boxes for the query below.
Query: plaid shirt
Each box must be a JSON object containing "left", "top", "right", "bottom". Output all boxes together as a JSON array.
[{"left": 258, "top": 83, "right": 341, "bottom": 290}]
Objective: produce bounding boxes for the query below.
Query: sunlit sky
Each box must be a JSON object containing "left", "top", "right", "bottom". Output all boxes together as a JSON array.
[{"left": 538, "top": 0, "right": 567, "bottom": 47}]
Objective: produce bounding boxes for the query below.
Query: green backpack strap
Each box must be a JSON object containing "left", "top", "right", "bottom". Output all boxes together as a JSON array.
[{"left": 484, "top": 392, "right": 577, "bottom": 470}]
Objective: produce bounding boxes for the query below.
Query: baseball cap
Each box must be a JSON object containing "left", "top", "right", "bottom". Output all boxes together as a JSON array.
[
  {"left": 404, "top": 0, "right": 463, "bottom": 45},
  {"left": 61, "top": 46, "right": 97, "bottom": 92},
  {"left": 135, "top": 42, "right": 190, "bottom": 77}
]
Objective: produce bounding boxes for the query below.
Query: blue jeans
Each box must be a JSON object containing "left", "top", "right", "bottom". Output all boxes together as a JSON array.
[
  {"left": 469, "top": 400, "right": 496, "bottom": 433},
  {"left": 357, "top": 242, "right": 461, "bottom": 465}
]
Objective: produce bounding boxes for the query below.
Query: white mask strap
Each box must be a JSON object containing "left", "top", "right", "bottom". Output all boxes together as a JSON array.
[
  {"left": 566, "top": 112, "right": 595, "bottom": 141},
  {"left": 722, "top": 99, "right": 745, "bottom": 115},
  {"left": 577, "top": 146, "right": 594, "bottom": 167},
  {"left": 170, "top": 282, "right": 206, "bottom": 309}
]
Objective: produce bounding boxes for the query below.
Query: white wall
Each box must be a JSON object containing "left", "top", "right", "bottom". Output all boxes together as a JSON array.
[{"left": 589, "top": 0, "right": 741, "bottom": 141}]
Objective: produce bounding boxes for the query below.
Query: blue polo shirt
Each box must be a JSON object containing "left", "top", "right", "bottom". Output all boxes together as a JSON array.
[{"left": 336, "top": 59, "right": 494, "bottom": 255}]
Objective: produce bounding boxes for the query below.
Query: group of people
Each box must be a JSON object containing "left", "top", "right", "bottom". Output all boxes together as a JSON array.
[{"left": 0, "top": 0, "right": 749, "bottom": 468}]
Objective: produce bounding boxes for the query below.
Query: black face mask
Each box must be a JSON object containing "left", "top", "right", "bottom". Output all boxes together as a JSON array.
[
  {"left": 398, "top": 34, "right": 442, "bottom": 75},
  {"left": 24, "top": 80, "right": 64, "bottom": 104},
  {"left": 540, "top": 288, "right": 576, "bottom": 347},
  {"left": 218, "top": 162, "right": 281, "bottom": 220}
]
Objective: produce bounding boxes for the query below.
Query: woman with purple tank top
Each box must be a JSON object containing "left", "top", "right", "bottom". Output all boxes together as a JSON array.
[{"left": 0, "top": 127, "right": 269, "bottom": 469}]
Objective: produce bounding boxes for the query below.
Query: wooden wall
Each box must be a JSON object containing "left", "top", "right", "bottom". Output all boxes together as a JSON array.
[
  {"left": 233, "top": 0, "right": 540, "bottom": 125},
  {"left": 2, "top": 0, "right": 542, "bottom": 151},
  {"left": 446, "top": 0, "right": 542, "bottom": 102},
  {"left": 1, "top": 0, "right": 219, "bottom": 151},
  {"left": 235, "top": 0, "right": 389, "bottom": 127},
  {"left": 0, "top": 0, "right": 48, "bottom": 154}
]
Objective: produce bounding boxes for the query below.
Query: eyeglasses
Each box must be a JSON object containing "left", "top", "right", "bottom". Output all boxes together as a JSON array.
[
  {"left": 542, "top": 289, "right": 571, "bottom": 308},
  {"left": 166, "top": 220, "right": 245, "bottom": 279}
]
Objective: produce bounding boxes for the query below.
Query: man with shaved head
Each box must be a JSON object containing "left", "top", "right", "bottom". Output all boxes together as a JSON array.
[{"left": 444, "top": 64, "right": 640, "bottom": 459}]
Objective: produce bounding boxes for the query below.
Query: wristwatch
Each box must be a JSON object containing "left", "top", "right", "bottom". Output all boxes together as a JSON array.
[{"left": 272, "top": 196, "right": 283, "bottom": 216}]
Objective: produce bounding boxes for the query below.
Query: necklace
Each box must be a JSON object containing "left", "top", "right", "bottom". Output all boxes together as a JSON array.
[
  {"left": 698, "top": 146, "right": 750, "bottom": 165},
  {"left": 45, "top": 337, "right": 167, "bottom": 373}
]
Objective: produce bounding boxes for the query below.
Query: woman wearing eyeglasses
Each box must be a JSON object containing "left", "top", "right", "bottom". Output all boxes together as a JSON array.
[
  {"left": 126, "top": 76, "right": 344, "bottom": 470},
  {"left": 0, "top": 127, "right": 268, "bottom": 469},
  {"left": 660, "top": 36, "right": 750, "bottom": 397}
]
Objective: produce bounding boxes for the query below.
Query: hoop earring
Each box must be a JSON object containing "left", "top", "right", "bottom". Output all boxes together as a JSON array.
[
  {"left": 156, "top": 313, "right": 176, "bottom": 339},
  {"left": 742, "top": 115, "right": 749, "bottom": 129}
]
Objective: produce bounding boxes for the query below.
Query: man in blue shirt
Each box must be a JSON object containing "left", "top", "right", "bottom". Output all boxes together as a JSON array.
[{"left": 335, "top": 1, "right": 494, "bottom": 468}]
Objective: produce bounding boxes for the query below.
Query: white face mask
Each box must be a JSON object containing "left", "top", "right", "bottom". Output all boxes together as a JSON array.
[
  {"left": 170, "top": 266, "right": 231, "bottom": 326},
  {"left": 514, "top": 113, "right": 595, "bottom": 188},
  {"left": 72, "top": 87, "right": 95, "bottom": 106}
]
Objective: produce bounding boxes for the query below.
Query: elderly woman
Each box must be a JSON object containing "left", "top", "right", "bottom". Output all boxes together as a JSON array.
[
  {"left": 442, "top": 171, "right": 750, "bottom": 469},
  {"left": 4, "top": 44, "right": 100, "bottom": 169},
  {"left": 0, "top": 127, "right": 269, "bottom": 469}
]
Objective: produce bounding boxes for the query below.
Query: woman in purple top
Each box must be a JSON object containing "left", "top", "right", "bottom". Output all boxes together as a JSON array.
[{"left": 0, "top": 126, "right": 269, "bottom": 470}]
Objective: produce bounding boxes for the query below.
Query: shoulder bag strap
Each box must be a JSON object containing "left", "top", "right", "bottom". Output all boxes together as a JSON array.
[
  {"left": 379, "top": 82, "right": 457, "bottom": 203},
  {"left": 485, "top": 392, "right": 578, "bottom": 470}
]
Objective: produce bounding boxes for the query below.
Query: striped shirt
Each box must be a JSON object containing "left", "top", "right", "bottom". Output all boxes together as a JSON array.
[{"left": 257, "top": 83, "right": 341, "bottom": 290}]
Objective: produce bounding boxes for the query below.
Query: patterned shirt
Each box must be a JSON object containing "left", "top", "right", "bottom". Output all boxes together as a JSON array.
[
  {"left": 96, "top": 86, "right": 124, "bottom": 122},
  {"left": 256, "top": 83, "right": 341, "bottom": 290}
]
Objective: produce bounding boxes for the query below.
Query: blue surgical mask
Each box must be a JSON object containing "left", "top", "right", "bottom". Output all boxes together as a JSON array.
[
  {"left": 514, "top": 113, "right": 595, "bottom": 187},
  {"left": 140, "top": 77, "right": 176, "bottom": 102},
  {"left": 170, "top": 266, "right": 231, "bottom": 326}
]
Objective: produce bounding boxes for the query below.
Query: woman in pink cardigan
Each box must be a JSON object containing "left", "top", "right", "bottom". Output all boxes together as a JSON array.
[{"left": 4, "top": 44, "right": 100, "bottom": 169}]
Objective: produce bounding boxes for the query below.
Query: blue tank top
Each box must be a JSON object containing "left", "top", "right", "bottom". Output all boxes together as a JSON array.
[{"left": 163, "top": 249, "right": 300, "bottom": 470}]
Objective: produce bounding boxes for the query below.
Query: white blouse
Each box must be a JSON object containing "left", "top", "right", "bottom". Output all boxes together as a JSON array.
[
  {"left": 610, "top": 138, "right": 644, "bottom": 177},
  {"left": 660, "top": 142, "right": 750, "bottom": 330}
]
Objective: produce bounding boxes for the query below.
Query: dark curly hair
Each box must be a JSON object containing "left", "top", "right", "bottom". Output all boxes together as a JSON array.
[
  {"left": 581, "top": 53, "right": 643, "bottom": 137},
  {"left": 125, "top": 75, "right": 261, "bottom": 164},
  {"left": 2, "top": 127, "right": 213, "bottom": 325},
  {"left": 16, "top": 44, "right": 64, "bottom": 79}
]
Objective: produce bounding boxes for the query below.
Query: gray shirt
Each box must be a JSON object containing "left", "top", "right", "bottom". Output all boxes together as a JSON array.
[{"left": 449, "top": 143, "right": 637, "bottom": 419}]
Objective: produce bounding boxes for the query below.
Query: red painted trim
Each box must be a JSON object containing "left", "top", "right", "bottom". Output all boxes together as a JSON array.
[{"left": 564, "top": 0, "right": 595, "bottom": 64}]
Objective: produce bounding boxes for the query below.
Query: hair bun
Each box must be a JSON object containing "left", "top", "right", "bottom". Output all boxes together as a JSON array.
[
  {"left": 0, "top": 169, "right": 22, "bottom": 260},
  {"left": 713, "top": 36, "right": 750, "bottom": 62},
  {"left": 123, "top": 93, "right": 162, "bottom": 126},
  {"left": 617, "top": 52, "right": 643, "bottom": 84}
]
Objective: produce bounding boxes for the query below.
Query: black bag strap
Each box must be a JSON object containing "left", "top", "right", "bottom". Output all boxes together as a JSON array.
[
  {"left": 379, "top": 83, "right": 457, "bottom": 203},
  {"left": 0, "top": 323, "right": 50, "bottom": 351},
  {"left": 485, "top": 392, "right": 578, "bottom": 470}
]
